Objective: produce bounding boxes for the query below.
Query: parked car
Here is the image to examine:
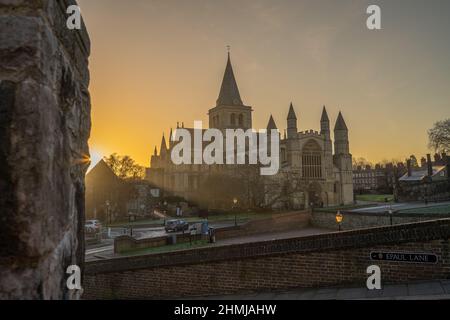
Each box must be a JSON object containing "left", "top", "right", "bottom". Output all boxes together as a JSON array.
[
  {"left": 85, "top": 219, "right": 102, "bottom": 233},
  {"left": 165, "top": 219, "right": 189, "bottom": 233}
]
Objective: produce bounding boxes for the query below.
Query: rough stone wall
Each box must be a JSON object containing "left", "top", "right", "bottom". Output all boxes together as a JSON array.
[
  {"left": 311, "top": 210, "right": 450, "bottom": 231},
  {"left": 0, "top": 0, "right": 90, "bottom": 299},
  {"left": 397, "top": 180, "right": 450, "bottom": 202},
  {"left": 84, "top": 219, "right": 450, "bottom": 299}
]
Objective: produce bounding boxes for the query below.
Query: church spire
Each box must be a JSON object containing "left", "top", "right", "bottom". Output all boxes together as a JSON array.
[
  {"left": 321, "top": 105, "right": 329, "bottom": 122},
  {"left": 169, "top": 128, "right": 173, "bottom": 148},
  {"left": 320, "top": 106, "right": 330, "bottom": 136},
  {"left": 153, "top": 146, "right": 157, "bottom": 156},
  {"left": 334, "top": 111, "right": 348, "bottom": 131},
  {"left": 287, "top": 102, "right": 297, "bottom": 120},
  {"left": 287, "top": 103, "right": 297, "bottom": 139},
  {"left": 267, "top": 115, "right": 277, "bottom": 130},
  {"left": 216, "top": 51, "right": 243, "bottom": 107},
  {"left": 160, "top": 133, "right": 167, "bottom": 157}
]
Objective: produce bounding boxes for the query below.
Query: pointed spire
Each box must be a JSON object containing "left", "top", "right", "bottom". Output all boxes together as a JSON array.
[
  {"left": 287, "top": 102, "right": 297, "bottom": 120},
  {"left": 267, "top": 115, "right": 277, "bottom": 130},
  {"left": 154, "top": 146, "right": 157, "bottom": 156},
  {"left": 216, "top": 52, "right": 243, "bottom": 107},
  {"left": 160, "top": 133, "right": 167, "bottom": 155},
  {"left": 169, "top": 128, "right": 173, "bottom": 147},
  {"left": 334, "top": 111, "right": 348, "bottom": 131},
  {"left": 321, "top": 106, "right": 329, "bottom": 122}
]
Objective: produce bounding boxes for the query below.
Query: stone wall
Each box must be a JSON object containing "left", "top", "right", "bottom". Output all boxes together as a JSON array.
[
  {"left": 114, "top": 233, "right": 204, "bottom": 254},
  {"left": 0, "top": 0, "right": 90, "bottom": 299},
  {"left": 397, "top": 180, "right": 450, "bottom": 202},
  {"left": 83, "top": 219, "right": 450, "bottom": 299},
  {"left": 311, "top": 209, "right": 450, "bottom": 231},
  {"left": 215, "top": 211, "right": 311, "bottom": 240}
]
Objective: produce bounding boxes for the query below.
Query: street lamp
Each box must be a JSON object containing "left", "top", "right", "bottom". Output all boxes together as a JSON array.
[
  {"left": 336, "top": 211, "right": 343, "bottom": 231},
  {"left": 388, "top": 209, "right": 393, "bottom": 226},
  {"left": 128, "top": 212, "right": 134, "bottom": 237},
  {"left": 233, "top": 198, "right": 238, "bottom": 227},
  {"left": 105, "top": 200, "right": 111, "bottom": 225}
]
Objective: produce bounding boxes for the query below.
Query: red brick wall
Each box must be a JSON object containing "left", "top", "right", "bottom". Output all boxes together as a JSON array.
[{"left": 83, "top": 219, "right": 450, "bottom": 299}]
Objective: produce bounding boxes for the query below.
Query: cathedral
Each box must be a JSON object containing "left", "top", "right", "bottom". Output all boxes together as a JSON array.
[{"left": 146, "top": 54, "right": 353, "bottom": 209}]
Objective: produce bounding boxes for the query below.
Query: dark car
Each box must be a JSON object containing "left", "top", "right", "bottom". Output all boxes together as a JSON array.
[{"left": 165, "top": 219, "right": 189, "bottom": 233}]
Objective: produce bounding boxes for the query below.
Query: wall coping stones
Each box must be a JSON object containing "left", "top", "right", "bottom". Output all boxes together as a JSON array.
[{"left": 85, "top": 218, "right": 450, "bottom": 275}]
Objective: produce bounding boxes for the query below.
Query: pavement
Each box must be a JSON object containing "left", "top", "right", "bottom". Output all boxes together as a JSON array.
[
  {"left": 198, "top": 280, "right": 450, "bottom": 300},
  {"left": 216, "top": 228, "right": 331, "bottom": 246},
  {"left": 350, "top": 200, "right": 450, "bottom": 214}
]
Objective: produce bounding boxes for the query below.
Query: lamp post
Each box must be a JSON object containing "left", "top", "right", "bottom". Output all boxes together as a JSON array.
[
  {"left": 105, "top": 200, "right": 111, "bottom": 225},
  {"left": 336, "top": 211, "right": 343, "bottom": 231},
  {"left": 128, "top": 212, "right": 134, "bottom": 237},
  {"left": 233, "top": 198, "right": 238, "bottom": 227},
  {"left": 388, "top": 209, "right": 393, "bottom": 226}
]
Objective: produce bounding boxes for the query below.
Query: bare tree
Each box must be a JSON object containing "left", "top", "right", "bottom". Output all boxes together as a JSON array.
[{"left": 428, "top": 119, "right": 450, "bottom": 153}]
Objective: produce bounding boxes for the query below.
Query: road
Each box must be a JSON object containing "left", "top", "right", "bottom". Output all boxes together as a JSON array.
[
  {"left": 85, "top": 221, "right": 242, "bottom": 260},
  {"left": 85, "top": 225, "right": 332, "bottom": 261},
  {"left": 350, "top": 200, "right": 450, "bottom": 213}
]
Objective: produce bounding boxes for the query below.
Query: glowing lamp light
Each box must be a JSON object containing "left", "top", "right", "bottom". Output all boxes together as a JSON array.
[{"left": 336, "top": 211, "right": 343, "bottom": 224}]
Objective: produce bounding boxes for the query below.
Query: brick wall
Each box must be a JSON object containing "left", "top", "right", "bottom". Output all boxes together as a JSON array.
[{"left": 84, "top": 219, "right": 450, "bottom": 299}]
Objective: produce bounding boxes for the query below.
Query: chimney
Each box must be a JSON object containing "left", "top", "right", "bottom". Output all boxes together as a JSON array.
[
  {"left": 407, "top": 159, "right": 412, "bottom": 177},
  {"left": 443, "top": 152, "right": 449, "bottom": 179},
  {"left": 426, "top": 154, "right": 433, "bottom": 177}
]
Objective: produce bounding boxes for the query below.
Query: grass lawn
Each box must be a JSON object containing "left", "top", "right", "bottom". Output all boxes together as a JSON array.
[
  {"left": 355, "top": 194, "right": 394, "bottom": 203},
  {"left": 398, "top": 204, "right": 450, "bottom": 215},
  {"left": 120, "top": 239, "right": 210, "bottom": 256}
]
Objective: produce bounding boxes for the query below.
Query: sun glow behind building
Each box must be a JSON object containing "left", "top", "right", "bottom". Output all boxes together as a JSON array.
[{"left": 78, "top": 0, "right": 450, "bottom": 166}]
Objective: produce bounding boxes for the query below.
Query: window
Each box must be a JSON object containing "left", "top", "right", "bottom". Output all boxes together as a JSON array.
[
  {"left": 281, "top": 148, "right": 287, "bottom": 163},
  {"left": 302, "top": 140, "right": 322, "bottom": 179},
  {"left": 230, "top": 113, "right": 236, "bottom": 125},
  {"left": 238, "top": 114, "right": 244, "bottom": 126}
]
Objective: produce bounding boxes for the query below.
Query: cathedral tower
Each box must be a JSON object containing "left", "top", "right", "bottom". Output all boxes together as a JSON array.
[
  {"left": 287, "top": 103, "right": 297, "bottom": 139},
  {"left": 208, "top": 53, "right": 253, "bottom": 130},
  {"left": 333, "top": 111, "right": 353, "bottom": 205}
]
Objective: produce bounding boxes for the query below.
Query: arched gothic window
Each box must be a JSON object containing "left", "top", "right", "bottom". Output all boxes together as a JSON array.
[{"left": 302, "top": 140, "right": 322, "bottom": 179}]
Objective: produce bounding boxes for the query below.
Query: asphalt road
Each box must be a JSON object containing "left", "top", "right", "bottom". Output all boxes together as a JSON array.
[
  {"left": 85, "top": 221, "right": 241, "bottom": 259},
  {"left": 351, "top": 200, "right": 450, "bottom": 213}
]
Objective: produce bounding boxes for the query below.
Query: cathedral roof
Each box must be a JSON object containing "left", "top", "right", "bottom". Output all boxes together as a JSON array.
[
  {"left": 267, "top": 115, "right": 277, "bottom": 130},
  {"left": 216, "top": 53, "right": 243, "bottom": 107},
  {"left": 334, "top": 112, "right": 348, "bottom": 131},
  {"left": 287, "top": 103, "right": 297, "bottom": 120},
  {"left": 321, "top": 106, "right": 329, "bottom": 122}
]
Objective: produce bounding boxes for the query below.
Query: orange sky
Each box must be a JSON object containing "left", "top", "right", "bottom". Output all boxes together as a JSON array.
[{"left": 78, "top": 0, "right": 450, "bottom": 168}]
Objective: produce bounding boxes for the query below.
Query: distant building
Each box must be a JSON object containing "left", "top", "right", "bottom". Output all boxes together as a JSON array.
[
  {"left": 85, "top": 159, "right": 121, "bottom": 222},
  {"left": 353, "top": 163, "right": 406, "bottom": 194},
  {"left": 396, "top": 153, "right": 450, "bottom": 202},
  {"left": 126, "top": 180, "right": 161, "bottom": 217},
  {"left": 86, "top": 160, "right": 161, "bottom": 222}
]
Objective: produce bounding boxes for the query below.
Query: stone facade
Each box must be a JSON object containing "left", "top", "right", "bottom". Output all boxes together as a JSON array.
[
  {"left": 0, "top": 0, "right": 90, "bottom": 299},
  {"left": 147, "top": 54, "right": 353, "bottom": 209}
]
